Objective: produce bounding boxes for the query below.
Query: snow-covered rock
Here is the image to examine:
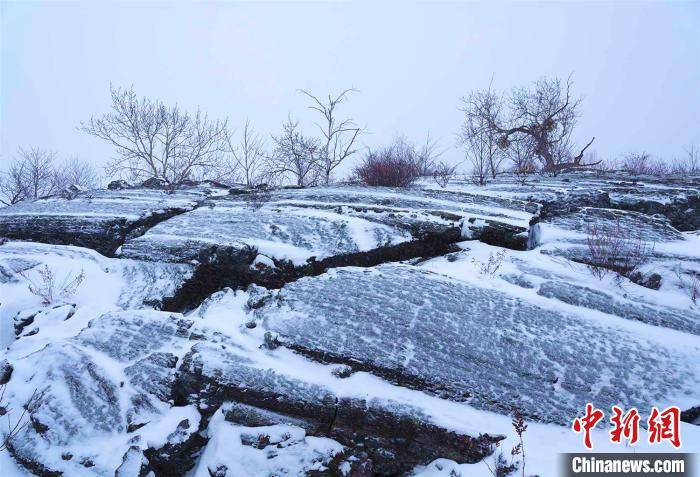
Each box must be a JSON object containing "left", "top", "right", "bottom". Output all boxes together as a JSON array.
[
  {"left": 2, "top": 174, "right": 699, "bottom": 476},
  {"left": 0, "top": 185, "right": 220, "bottom": 255},
  {"left": 258, "top": 263, "right": 700, "bottom": 425}
]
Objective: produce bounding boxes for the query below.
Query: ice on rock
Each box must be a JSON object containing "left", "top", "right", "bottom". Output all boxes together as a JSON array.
[
  {"left": 258, "top": 264, "right": 700, "bottom": 424},
  {"left": 1, "top": 175, "right": 699, "bottom": 476},
  {"left": 0, "top": 257, "right": 39, "bottom": 283},
  {"left": 13, "top": 303, "right": 75, "bottom": 337},
  {"left": 0, "top": 241, "right": 192, "bottom": 324},
  {"left": 538, "top": 207, "right": 684, "bottom": 245},
  {"left": 267, "top": 185, "right": 538, "bottom": 223},
  {"left": 124, "top": 352, "right": 180, "bottom": 402},
  {"left": 114, "top": 446, "right": 146, "bottom": 477},
  {"left": 118, "top": 184, "right": 541, "bottom": 266}
]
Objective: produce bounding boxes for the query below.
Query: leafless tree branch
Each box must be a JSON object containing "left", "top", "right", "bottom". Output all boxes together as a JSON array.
[{"left": 298, "top": 88, "right": 362, "bottom": 184}]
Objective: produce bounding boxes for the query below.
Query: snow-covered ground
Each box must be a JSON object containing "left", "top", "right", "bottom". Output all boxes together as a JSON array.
[{"left": 0, "top": 175, "right": 698, "bottom": 476}]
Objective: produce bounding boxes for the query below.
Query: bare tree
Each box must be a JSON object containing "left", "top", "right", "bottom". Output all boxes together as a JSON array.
[
  {"left": 226, "top": 120, "right": 267, "bottom": 187},
  {"left": 460, "top": 90, "right": 502, "bottom": 185},
  {"left": 0, "top": 162, "right": 28, "bottom": 206},
  {"left": 463, "top": 126, "right": 491, "bottom": 186},
  {"left": 0, "top": 147, "right": 58, "bottom": 205},
  {"left": 413, "top": 133, "right": 441, "bottom": 177},
  {"left": 81, "top": 86, "right": 228, "bottom": 186},
  {"left": 465, "top": 75, "right": 597, "bottom": 175},
  {"left": 671, "top": 144, "right": 700, "bottom": 175},
  {"left": 685, "top": 144, "right": 700, "bottom": 173},
  {"left": 460, "top": 87, "right": 506, "bottom": 179},
  {"left": 267, "top": 118, "right": 321, "bottom": 187},
  {"left": 54, "top": 156, "right": 100, "bottom": 190},
  {"left": 299, "top": 88, "right": 362, "bottom": 185},
  {"left": 507, "top": 134, "right": 537, "bottom": 184}
]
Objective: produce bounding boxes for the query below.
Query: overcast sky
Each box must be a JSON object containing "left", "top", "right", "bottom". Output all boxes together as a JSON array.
[{"left": 1, "top": 1, "right": 698, "bottom": 177}]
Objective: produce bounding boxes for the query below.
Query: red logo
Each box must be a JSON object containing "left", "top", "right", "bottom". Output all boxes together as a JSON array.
[
  {"left": 648, "top": 406, "right": 681, "bottom": 448},
  {"left": 572, "top": 404, "right": 682, "bottom": 449},
  {"left": 572, "top": 403, "right": 605, "bottom": 449},
  {"left": 609, "top": 406, "right": 640, "bottom": 445}
]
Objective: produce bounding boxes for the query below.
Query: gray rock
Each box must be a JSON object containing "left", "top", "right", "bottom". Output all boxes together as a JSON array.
[
  {"left": 538, "top": 280, "right": 700, "bottom": 335},
  {"left": 124, "top": 352, "right": 179, "bottom": 402},
  {"left": 76, "top": 310, "right": 192, "bottom": 362},
  {"left": 258, "top": 264, "right": 699, "bottom": 425},
  {"left": 542, "top": 207, "right": 684, "bottom": 244},
  {"left": 0, "top": 187, "right": 211, "bottom": 255}
]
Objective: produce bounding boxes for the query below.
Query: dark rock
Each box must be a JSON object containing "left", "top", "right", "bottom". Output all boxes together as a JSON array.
[
  {"left": 612, "top": 193, "right": 700, "bottom": 232},
  {"left": 208, "top": 464, "right": 228, "bottom": 476},
  {"left": 331, "top": 365, "right": 354, "bottom": 379},
  {"left": 162, "top": 226, "right": 461, "bottom": 313},
  {"left": 681, "top": 406, "right": 700, "bottom": 426},
  {"left": 59, "top": 184, "right": 85, "bottom": 200},
  {"left": 108, "top": 180, "right": 130, "bottom": 190},
  {"left": 461, "top": 217, "right": 530, "bottom": 251},
  {"left": 142, "top": 416, "right": 207, "bottom": 477},
  {"left": 627, "top": 271, "right": 663, "bottom": 290},
  {"left": 0, "top": 359, "right": 13, "bottom": 385},
  {"left": 140, "top": 177, "right": 169, "bottom": 189}
]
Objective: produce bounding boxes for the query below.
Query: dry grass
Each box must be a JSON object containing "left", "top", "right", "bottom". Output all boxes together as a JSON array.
[
  {"left": 16, "top": 265, "right": 85, "bottom": 305},
  {"left": 584, "top": 221, "right": 653, "bottom": 281}
]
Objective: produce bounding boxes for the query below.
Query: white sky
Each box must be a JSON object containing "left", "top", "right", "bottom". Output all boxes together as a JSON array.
[{"left": 1, "top": 1, "right": 699, "bottom": 177}]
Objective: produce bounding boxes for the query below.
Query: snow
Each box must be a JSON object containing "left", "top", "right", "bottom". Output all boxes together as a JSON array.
[
  {"left": 1, "top": 176, "right": 698, "bottom": 476},
  {"left": 190, "top": 407, "right": 343, "bottom": 477},
  {"left": 0, "top": 241, "right": 191, "bottom": 348},
  {"left": 137, "top": 405, "right": 201, "bottom": 449}
]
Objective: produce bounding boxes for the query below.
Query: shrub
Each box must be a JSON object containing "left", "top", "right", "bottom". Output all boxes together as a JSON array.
[
  {"left": 432, "top": 161, "right": 458, "bottom": 188},
  {"left": 472, "top": 250, "right": 507, "bottom": 276},
  {"left": 0, "top": 385, "right": 38, "bottom": 452},
  {"left": 583, "top": 221, "right": 653, "bottom": 281},
  {"left": 670, "top": 144, "right": 700, "bottom": 176},
  {"left": 620, "top": 152, "right": 668, "bottom": 176},
  {"left": 354, "top": 142, "right": 420, "bottom": 187},
  {"left": 484, "top": 405, "right": 527, "bottom": 477},
  {"left": 17, "top": 265, "right": 85, "bottom": 305}
]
